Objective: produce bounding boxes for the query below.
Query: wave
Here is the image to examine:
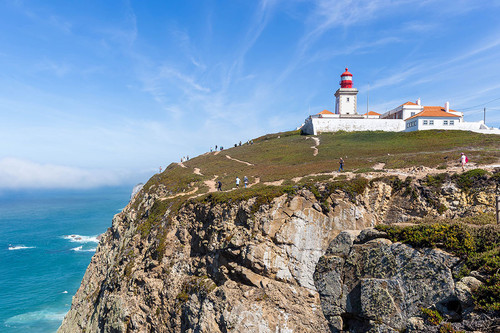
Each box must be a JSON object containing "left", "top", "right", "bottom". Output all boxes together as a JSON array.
[
  {"left": 8, "top": 245, "right": 36, "bottom": 250},
  {"left": 63, "top": 234, "right": 99, "bottom": 243},
  {"left": 5, "top": 309, "right": 67, "bottom": 325},
  {"left": 71, "top": 246, "right": 96, "bottom": 252}
]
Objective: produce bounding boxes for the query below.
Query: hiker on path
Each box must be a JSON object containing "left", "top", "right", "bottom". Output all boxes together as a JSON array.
[
  {"left": 339, "top": 157, "right": 344, "bottom": 172},
  {"left": 244, "top": 176, "right": 248, "bottom": 188},
  {"left": 461, "top": 153, "right": 468, "bottom": 171},
  {"left": 217, "top": 181, "right": 222, "bottom": 191},
  {"left": 236, "top": 177, "right": 241, "bottom": 188}
]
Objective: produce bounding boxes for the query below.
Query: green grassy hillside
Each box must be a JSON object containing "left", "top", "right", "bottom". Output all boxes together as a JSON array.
[{"left": 146, "top": 130, "right": 500, "bottom": 197}]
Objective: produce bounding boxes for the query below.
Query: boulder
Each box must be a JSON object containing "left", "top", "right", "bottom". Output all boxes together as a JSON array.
[{"left": 314, "top": 229, "right": 469, "bottom": 332}]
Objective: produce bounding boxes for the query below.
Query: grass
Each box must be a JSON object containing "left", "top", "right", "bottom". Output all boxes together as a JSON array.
[
  {"left": 137, "top": 130, "right": 499, "bottom": 201},
  {"left": 191, "top": 129, "right": 499, "bottom": 185}
]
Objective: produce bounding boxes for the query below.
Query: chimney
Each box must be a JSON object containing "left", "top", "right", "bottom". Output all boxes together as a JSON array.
[
  {"left": 416, "top": 98, "right": 421, "bottom": 106},
  {"left": 445, "top": 101, "right": 449, "bottom": 112}
]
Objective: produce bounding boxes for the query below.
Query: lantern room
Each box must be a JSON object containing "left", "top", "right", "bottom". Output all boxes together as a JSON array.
[{"left": 340, "top": 68, "right": 353, "bottom": 88}]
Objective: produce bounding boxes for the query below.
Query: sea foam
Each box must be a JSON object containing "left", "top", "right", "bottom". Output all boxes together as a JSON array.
[
  {"left": 5, "top": 309, "right": 67, "bottom": 325},
  {"left": 63, "top": 234, "right": 99, "bottom": 243},
  {"left": 8, "top": 245, "right": 35, "bottom": 250},
  {"left": 71, "top": 245, "right": 96, "bottom": 252}
]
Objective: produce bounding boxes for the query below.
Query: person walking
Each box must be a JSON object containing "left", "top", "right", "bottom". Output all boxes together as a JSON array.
[
  {"left": 217, "top": 181, "right": 222, "bottom": 191},
  {"left": 244, "top": 176, "right": 248, "bottom": 188},
  {"left": 236, "top": 177, "right": 240, "bottom": 188},
  {"left": 460, "top": 153, "right": 468, "bottom": 171},
  {"left": 339, "top": 157, "right": 344, "bottom": 172}
]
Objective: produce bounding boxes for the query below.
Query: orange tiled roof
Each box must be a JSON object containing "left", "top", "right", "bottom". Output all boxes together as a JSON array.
[
  {"left": 406, "top": 107, "right": 461, "bottom": 121},
  {"left": 364, "top": 111, "right": 381, "bottom": 116},
  {"left": 423, "top": 106, "right": 459, "bottom": 113},
  {"left": 400, "top": 101, "right": 418, "bottom": 106},
  {"left": 317, "top": 110, "right": 334, "bottom": 115}
]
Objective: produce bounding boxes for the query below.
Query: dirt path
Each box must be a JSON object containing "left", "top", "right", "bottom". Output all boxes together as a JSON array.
[
  {"left": 306, "top": 137, "right": 320, "bottom": 156},
  {"left": 288, "top": 161, "right": 499, "bottom": 184},
  {"left": 160, "top": 187, "right": 199, "bottom": 200},
  {"left": 174, "top": 161, "right": 499, "bottom": 201},
  {"left": 178, "top": 162, "right": 187, "bottom": 168},
  {"left": 204, "top": 175, "right": 218, "bottom": 193},
  {"left": 264, "top": 179, "right": 284, "bottom": 186},
  {"left": 249, "top": 177, "right": 260, "bottom": 187},
  {"left": 225, "top": 155, "right": 254, "bottom": 166}
]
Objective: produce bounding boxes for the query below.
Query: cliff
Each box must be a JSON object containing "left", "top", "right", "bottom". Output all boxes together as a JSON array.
[{"left": 58, "top": 165, "right": 499, "bottom": 332}]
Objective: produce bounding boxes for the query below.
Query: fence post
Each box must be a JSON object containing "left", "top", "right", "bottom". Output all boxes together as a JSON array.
[{"left": 497, "top": 196, "right": 500, "bottom": 224}]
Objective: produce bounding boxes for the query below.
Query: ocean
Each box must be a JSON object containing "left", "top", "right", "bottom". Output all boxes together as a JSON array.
[{"left": 0, "top": 186, "right": 132, "bottom": 332}]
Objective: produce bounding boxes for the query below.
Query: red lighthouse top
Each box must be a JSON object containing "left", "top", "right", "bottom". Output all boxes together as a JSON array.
[{"left": 340, "top": 67, "right": 353, "bottom": 88}]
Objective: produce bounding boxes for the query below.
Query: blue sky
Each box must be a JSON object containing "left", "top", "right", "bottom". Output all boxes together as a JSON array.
[{"left": 1, "top": 0, "right": 500, "bottom": 189}]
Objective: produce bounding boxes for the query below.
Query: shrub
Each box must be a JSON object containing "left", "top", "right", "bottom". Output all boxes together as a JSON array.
[
  {"left": 453, "top": 169, "right": 489, "bottom": 191},
  {"left": 421, "top": 307, "right": 443, "bottom": 325},
  {"left": 474, "top": 273, "right": 500, "bottom": 311},
  {"left": 376, "top": 223, "right": 475, "bottom": 257}
]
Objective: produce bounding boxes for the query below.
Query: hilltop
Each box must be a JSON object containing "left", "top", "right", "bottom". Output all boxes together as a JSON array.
[{"left": 147, "top": 129, "right": 499, "bottom": 200}]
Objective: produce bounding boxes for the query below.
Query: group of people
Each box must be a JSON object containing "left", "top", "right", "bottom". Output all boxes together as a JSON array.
[
  {"left": 216, "top": 176, "right": 249, "bottom": 192},
  {"left": 180, "top": 156, "right": 190, "bottom": 163},
  {"left": 210, "top": 145, "right": 224, "bottom": 152},
  {"left": 210, "top": 140, "right": 254, "bottom": 153},
  {"left": 235, "top": 176, "right": 249, "bottom": 188}
]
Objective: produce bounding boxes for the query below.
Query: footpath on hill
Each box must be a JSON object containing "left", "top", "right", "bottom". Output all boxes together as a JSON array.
[
  {"left": 167, "top": 153, "right": 499, "bottom": 201},
  {"left": 161, "top": 130, "right": 499, "bottom": 200}
]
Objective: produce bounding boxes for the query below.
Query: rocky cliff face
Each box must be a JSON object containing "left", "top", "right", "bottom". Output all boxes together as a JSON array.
[
  {"left": 58, "top": 175, "right": 498, "bottom": 332},
  {"left": 314, "top": 229, "right": 496, "bottom": 332}
]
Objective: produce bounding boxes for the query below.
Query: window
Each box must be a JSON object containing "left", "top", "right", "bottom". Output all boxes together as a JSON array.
[
  {"left": 346, "top": 97, "right": 350, "bottom": 102},
  {"left": 423, "top": 120, "right": 428, "bottom": 125},
  {"left": 411, "top": 112, "right": 416, "bottom": 116},
  {"left": 429, "top": 120, "right": 434, "bottom": 125},
  {"left": 450, "top": 120, "right": 454, "bottom": 125},
  {"left": 443, "top": 120, "right": 448, "bottom": 125}
]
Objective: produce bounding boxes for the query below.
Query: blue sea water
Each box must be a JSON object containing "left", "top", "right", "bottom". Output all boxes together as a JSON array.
[{"left": 0, "top": 186, "right": 131, "bottom": 332}]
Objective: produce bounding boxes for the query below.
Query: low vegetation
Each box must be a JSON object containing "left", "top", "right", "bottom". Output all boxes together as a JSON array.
[{"left": 184, "top": 130, "right": 499, "bottom": 192}]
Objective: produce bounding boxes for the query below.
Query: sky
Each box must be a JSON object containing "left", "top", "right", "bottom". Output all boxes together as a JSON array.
[{"left": 1, "top": 0, "right": 500, "bottom": 189}]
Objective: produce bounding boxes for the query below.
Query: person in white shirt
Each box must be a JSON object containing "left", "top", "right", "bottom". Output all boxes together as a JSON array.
[
  {"left": 460, "top": 153, "right": 467, "bottom": 171},
  {"left": 236, "top": 177, "right": 240, "bottom": 188}
]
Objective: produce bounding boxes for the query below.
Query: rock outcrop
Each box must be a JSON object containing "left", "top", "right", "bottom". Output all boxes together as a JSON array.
[
  {"left": 314, "top": 229, "right": 497, "bottom": 332},
  {"left": 58, "top": 174, "right": 499, "bottom": 333}
]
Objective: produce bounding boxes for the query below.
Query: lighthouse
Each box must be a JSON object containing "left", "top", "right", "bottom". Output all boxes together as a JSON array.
[{"left": 335, "top": 68, "right": 358, "bottom": 115}]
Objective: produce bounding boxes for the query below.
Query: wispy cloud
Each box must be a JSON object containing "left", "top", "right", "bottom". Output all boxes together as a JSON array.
[
  {"left": 0, "top": 158, "right": 127, "bottom": 189},
  {"left": 35, "top": 60, "right": 71, "bottom": 77},
  {"left": 223, "top": 0, "right": 278, "bottom": 88}
]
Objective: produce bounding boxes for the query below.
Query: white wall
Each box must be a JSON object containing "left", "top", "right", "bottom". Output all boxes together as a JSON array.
[
  {"left": 304, "top": 117, "right": 405, "bottom": 134},
  {"left": 301, "top": 115, "right": 500, "bottom": 135},
  {"left": 405, "top": 117, "right": 461, "bottom": 132}
]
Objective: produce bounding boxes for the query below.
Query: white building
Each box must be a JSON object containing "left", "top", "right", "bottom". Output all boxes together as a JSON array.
[
  {"left": 301, "top": 68, "right": 500, "bottom": 135},
  {"left": 404, "top": 107, "right": 461, "bottom": 132}
]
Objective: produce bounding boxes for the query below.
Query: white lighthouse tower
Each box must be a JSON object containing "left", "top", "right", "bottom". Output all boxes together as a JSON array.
[{"left": 334, "top": 68, "right": 358, "bottom": 115}]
